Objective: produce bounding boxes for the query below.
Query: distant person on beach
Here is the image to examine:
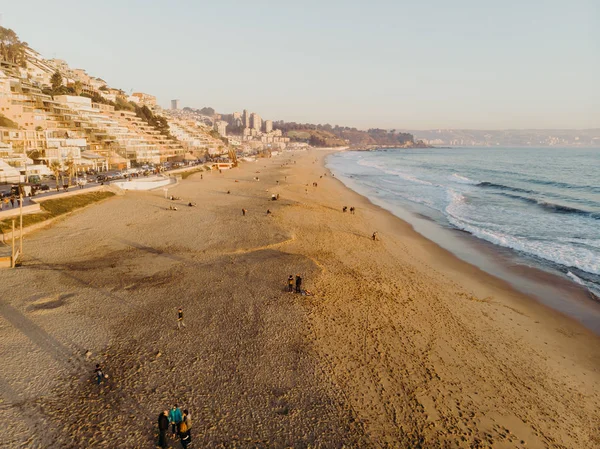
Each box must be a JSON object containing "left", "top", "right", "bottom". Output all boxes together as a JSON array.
[
  {"left": 266, "top": 209, "right": 272, "bottom": 215},
  {"left": 177, "top": 308, "right": 186, "bottom": 329},
  {"left": 295, "top": 275, "right": 302, "bottom": 293},
  {"left": 350, "top": 207, "right": 355, "bottom": 214},
  {"left": 94, "top": 364, "right": 104, "bottom": 385},
  {"left": 343, "top": 206, "right": 347, "bottom": 213},
  {"left": 169, "top": 405, "right": 183, "bottom": 437},
  {"left": 188, "top": 202, "right": 196, "bottom": 207},
  {"left": 201, "top": 174, "right": 203, "bottom": 179},
  {"left": 227, "top": 190, "right": 231, "bottom": 194},
  {"left": 288, "top": 275, "right": 294, "bottom": 292},
  {"left": 158, "top": 411, "right": 169, "bottom": 448},
  {"left": 372, "top": 231, "right": 379, "bottom": 241},
  {"left": 242, "top": 208, "right": 247, "bottom": 216}
]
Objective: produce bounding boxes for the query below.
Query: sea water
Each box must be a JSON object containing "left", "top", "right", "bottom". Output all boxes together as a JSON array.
[{"left": 327, "top": 147, "right": 600, "bottom": 299}]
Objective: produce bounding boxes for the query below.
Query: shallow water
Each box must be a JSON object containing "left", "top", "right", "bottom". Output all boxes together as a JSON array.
[{"left": 327, "top": 147, "right": 600, "bottom": 299}]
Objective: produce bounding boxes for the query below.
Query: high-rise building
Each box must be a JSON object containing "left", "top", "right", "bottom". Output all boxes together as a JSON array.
[
  {"left": 250, "top": 113, "right": 262, "bottom": 132},
  {"left": 242, "top": 109, "right": 250, "bottom": 128},
  {"left": 264, "top": 120, "right": 273, "bottom": 133},
  {"left": 215, "top": 120, "right": 228, "bottom": 136},
  {"left": 171, "top": 99, "right": 179, "bottom": 110}
]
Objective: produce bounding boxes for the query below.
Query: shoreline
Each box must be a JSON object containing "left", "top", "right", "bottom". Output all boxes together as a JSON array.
[
  {"left": 0, "top": 149, "right": 598, "bottom": 448},
  {"left": 324, "top": 154, "right": 600, "bottom": 334}
]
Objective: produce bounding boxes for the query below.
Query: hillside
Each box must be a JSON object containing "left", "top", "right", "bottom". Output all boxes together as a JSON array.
[
  {"left": 273, "top": 121, "right": 420, "bottom": 148},
  {"left": 0, "top": 26, "right": 229, "bottom": 165}
]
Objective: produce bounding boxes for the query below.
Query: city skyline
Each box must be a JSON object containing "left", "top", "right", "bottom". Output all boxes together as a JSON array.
[{"left": 1, "top": 0, "right": 599, "bottom": 130}]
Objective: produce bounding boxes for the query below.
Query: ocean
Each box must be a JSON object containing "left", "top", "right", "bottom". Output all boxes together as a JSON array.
[{"left": 327, "top": 147, "right": 600, "bottom": 301}]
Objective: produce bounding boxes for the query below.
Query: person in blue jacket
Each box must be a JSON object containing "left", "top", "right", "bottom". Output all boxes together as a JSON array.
[{"left": 168, "top": 404, "right": 183, "bottom": 437}]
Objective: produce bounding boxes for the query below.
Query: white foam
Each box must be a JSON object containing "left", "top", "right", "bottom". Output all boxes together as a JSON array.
[
  {"left": 451, "top": 173, "right": 479, "bottom": 185},
  {"left": 567, "top": 272, "right": 587, "bottom": 286}
]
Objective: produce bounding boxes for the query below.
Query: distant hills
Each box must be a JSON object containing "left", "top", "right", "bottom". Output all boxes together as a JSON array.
[
  {"left": 272, "top": 122, "right": 421, "bottom": 148},
  {"left": 406, "top": 129, "right": 600, "bottom": 147}
]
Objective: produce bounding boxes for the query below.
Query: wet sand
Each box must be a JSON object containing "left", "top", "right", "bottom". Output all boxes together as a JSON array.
[{"left": 0, "top": 149, "right": 598, "bottom": 448}]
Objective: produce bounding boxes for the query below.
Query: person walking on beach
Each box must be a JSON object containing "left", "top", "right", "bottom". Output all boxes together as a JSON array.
[
  {"left": 158, "top": 410, "right": 170, "bottom": 448},
  {"left": 295, "top": 275, "right": 302, "bottom": 293},
  {"left": 372, "top": 231, "right": 379, "bottom": 241},
  {"left": 94, "top": 364, "right": 104, "bottom": 385},
  {"left": 288, "top": 275, "right": 294, "bottom": 292},
  {"left": 343, "top": 206, "right": 347, "bottom": 213},
  {"left": 168, "top": 404, "right": 183, "bottom": 438},
  {"left": 350, "top": 207, "right": 355, "bottom": 214},
  {"left": 242, "top": 208, "right": 247, "bottom": 216},
  {"left": 177, "top": 308, "right": 186, "bottom": 329}
]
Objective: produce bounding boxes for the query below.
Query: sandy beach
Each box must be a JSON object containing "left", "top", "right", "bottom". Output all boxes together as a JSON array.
[{"left": 0, "top": 149, "right": 599, "bottom": 448}]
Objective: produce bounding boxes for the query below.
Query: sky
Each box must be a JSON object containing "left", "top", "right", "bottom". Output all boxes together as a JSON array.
[{"left": 1, "top": 0, "right": 598, "bottom": 129}]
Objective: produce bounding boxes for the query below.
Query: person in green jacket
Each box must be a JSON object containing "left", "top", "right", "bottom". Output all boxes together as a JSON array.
[{"left": 168, "top": 404, "right": 183, "bottom": 437}]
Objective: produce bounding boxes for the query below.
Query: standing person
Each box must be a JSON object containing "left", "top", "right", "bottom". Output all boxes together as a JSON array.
[
  {"left": 295, "top": 275, "right": 302, "bottom": 293},
  {"left": 94, "top": 364, "right": 104, "bottom": 385},
  {"left": 372, "top": 231, "right": 379, "bottom": 241},
  {"left": 242, "top": 208, "right": 247, "bottom": 216},
  {"left": 158, "top": 411, "right": 170, "bottom": 449},
  {"left": 168, "top": 405, "right": 183, "bottom": 438},
  {"left": 180, "top": 409, "right": 192, "bottom": 445},
  {"left": 287, "top": 275, "right": 294, "bottom": 292},
  {"left": 177, "top": 308, "right": 186, "bottom": 329},
  {"left": 10, "top": 195, "right": 15, "bottom": 208}
]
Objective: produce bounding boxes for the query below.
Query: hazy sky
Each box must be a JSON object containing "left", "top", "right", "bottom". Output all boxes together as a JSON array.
[{"left": 2, "top": 0, "right": 598, "bottom": 129}]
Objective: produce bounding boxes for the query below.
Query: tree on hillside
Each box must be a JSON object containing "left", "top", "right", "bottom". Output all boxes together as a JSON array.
[
  {"left": 51, "top": 71, "right": 63, "bottom": 92},
  {"left": 199, "top": 107, "right": 215, "bottom": 116},
  {"left": 0, "top": 26, "right": 27, "bottom": 66},
  {"left": 73, "top": 81, "right": 83, "bottom": 96}
]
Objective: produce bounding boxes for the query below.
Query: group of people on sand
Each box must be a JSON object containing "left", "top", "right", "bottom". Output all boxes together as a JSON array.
[
  {"left": 287, "top": 274, "right": 314, "bottom": 296},
  {"left": 167, "top": 195, "right": 196, "bottom": 211},
  {"left": 288, "top": 274, "right": 302, "bottom": 293},
  {"left": 342, "top": 206, "right": 355, "bottom": 214},
  {"left": 158, "top": 405, "right": 192, "bottom": 448}
]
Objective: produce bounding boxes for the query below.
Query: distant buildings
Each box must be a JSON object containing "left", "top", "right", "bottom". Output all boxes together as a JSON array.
[
  {"left": 215, "top": 120, "right": 228, "bottom": 137},
  {"left": 264, "top": 120, "right": 273, "bottom": 133},
  {"left": 171, "top": 99, "right": 180, "bottom": 110},
  {"left": 250, "top": 113, "right": 262, "bottom": 132},
  {"left": 132, "top": 92, "right": 157, "bottom": 108}
]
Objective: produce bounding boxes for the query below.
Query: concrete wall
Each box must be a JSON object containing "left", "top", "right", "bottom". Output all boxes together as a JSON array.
[
  {"left": 113, "top": 176, "right": 176, "bottom": 191},
  {"left": 0, "top": 203, "right": 41, "bottom": 220}
]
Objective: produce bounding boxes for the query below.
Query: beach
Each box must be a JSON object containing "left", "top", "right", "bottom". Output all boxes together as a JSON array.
[{"left": 0, "top": 149, "right": 599, "bottom": 448}]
